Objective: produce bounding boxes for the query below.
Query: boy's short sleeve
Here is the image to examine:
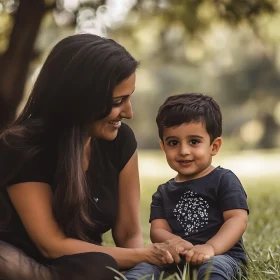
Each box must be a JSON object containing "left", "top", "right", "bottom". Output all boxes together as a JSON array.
[
  {"left": 149, "top": 186, "right": 165, "bottom": 223},
  {"left": 218, "top": 171, "right": 249, "bottom": 214}
]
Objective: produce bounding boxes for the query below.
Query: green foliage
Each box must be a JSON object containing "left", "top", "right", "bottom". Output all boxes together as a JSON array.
[
  {"left": 150, "top": 0, "right": 278, "bottom": 35},
  {"left": 215, "top": 0, "right": 277, "bottom": 24}
]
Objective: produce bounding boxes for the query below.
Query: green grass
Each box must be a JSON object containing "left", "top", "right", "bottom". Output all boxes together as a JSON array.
[{"left": 103, "top": 153, "right": 280, "bottom": 279}]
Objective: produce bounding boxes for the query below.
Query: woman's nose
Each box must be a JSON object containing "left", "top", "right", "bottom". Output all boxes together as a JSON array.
[{"left": 121, "top": 101, "right": 133, "bottom": 119}]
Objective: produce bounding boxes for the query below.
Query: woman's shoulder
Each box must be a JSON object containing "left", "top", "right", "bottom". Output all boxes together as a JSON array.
[
  {"left": 96, "top": 122, "right": 137, "bottom": 172},
  {"left": 0, "top": 136, "right": 22, "bottom": 166},
  {"left": 118, "top": 122, "right": 135, "bottom": 139},
  {"left": 98, "top": 122, "right": 136, "bottom": 147},
  {"left": 0, "top": 136, "right": 56, "bottom": 188}
]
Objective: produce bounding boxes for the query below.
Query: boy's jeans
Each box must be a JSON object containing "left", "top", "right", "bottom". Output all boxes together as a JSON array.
[
  {"left": 124, "top": 262, "right": 162, "bottom": 280},
  {"left": 124, "top": 255, "right": 243, "bottom": 280}
]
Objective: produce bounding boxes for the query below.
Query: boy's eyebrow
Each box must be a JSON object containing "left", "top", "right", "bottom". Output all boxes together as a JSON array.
[
  {"left": 188, "top": 135, "right": 204, "bottom": 138},
  {"left": 164, "top": 135, "right": 204, "bottom": 141},
  {"left": 164, "top": 136, "right": 178, "bottom": 142}
]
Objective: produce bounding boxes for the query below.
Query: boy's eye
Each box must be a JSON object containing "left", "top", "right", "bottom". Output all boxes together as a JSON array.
[
  {"left": 189, "top": 139, "right": 200, "bottom": 145},
  {"left": 167, "top": 140, "right": 178, "bottom": 146}
]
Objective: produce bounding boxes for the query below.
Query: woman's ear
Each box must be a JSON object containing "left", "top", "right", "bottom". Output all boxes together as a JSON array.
[{"left": 211, "top": 137, "right": 222, "bottom": 156}]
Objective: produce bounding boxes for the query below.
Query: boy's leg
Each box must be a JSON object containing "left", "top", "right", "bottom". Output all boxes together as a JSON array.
[
  {"left": 196, "top": 255, "right": 242, "bottom": 280},
  {"left": 124, "top": 262, "right": 164, "bottom": 280}
]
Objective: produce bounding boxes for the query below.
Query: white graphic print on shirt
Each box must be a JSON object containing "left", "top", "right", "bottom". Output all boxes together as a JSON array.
[{"left": 173, "top": 191, "right": 209, "bottom": 236}]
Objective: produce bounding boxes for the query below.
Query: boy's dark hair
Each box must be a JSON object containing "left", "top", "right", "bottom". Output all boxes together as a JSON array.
[{"left": 156, "top": 93, "right": 222, "bottom": 143}]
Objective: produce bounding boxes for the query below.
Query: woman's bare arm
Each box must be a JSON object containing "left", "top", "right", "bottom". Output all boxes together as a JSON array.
[
  {"left": 7, "top": 182, "right": 172, "bottom": 269},
  {"left": 112, "top": 151, "right": 143, "bottom": 248}
]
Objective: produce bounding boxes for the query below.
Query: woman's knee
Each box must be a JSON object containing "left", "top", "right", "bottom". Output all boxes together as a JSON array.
[
  {"left": 92, "top": 252, "right": 119, "bottom": 278},
  {"left": 52, "top": 252, "right": 118, "bottom": 280},
  {"left": 90, "top": 252, "right": 118, "bottom": 280}
]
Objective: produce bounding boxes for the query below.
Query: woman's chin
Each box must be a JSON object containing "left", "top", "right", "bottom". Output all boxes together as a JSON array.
[{"left": 102, "top": 131, "right": 118, "bottom": 141}]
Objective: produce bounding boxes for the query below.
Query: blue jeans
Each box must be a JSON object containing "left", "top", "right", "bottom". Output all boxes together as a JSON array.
[
  {"left": 195, "top": 255, "right": 243, "bottom": 280},
  {"left": 124, "top": 255, "right": 243, "bottom": 280},
  {"left": 124, "top": 262, "right": 162, "bottom": 280}
]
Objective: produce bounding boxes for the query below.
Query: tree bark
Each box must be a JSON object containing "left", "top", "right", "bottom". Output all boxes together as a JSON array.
[{"left": 0, "top": 0, "right": 45, "bottom": 129}]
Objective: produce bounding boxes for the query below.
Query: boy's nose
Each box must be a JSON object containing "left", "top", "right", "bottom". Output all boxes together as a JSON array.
[{"left": 179, "top": 144, "right": 190, "bottom": 156}]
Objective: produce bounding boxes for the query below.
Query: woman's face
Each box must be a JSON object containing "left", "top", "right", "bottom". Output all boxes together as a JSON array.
[{"left": 89, "top": 72, "right": 136, "bottom": 140}]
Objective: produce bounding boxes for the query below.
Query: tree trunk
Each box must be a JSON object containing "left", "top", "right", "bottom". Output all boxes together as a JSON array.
[{"left": 0, "top": 0, "right": 45, "bottom": 129}]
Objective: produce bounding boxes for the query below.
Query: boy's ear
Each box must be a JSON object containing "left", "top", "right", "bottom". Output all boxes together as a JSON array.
[
  {"left": 159, "top": 140, "right": 165, "bottom": 151},
  {"left": 211, "top": 137, "right": 222, "bottom": 156}
]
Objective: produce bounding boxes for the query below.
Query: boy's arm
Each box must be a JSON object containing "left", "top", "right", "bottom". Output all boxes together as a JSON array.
[
  {"left": 185, "top": 171, "right": 249, "bottom": 265},
  {"left": 151, "top": 219, "right": 193, "bottom": 263},
  {"left": 206, "top": 171, "right": 249, "bottom": 255},
  {"left": 185, "top": 209, "right": 248, "bottom": 264},
  {"left": 206, "top": 209, "right": 248, "bottom": 255}
]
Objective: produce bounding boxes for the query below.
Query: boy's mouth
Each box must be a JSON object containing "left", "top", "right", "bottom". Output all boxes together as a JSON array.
[
  {"left": 177, "top": 160, "right": 194, "bottom": 163},
  {"left": 177, "top": 159, "right": 195, "bottom": 167}
]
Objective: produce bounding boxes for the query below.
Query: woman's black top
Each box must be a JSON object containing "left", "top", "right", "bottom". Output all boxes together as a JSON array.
[{"left": 0, "top": 123, "right": 137, "bottom": 263}]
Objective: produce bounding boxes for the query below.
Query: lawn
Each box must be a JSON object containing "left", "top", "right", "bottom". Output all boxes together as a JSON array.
[{"left": 104, "top": 150, "right": 280, "bottom": 279}]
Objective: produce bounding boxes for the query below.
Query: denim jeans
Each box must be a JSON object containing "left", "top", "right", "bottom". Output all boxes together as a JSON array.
[
  {"left": 124, "top": 262, "right": 162, "bottom": 280},
  {"left": 195, "top": 255, "right": 243, "bottom": 280},
  {"left": 123, "top": 255, "right": 243, "bottom": 280}
]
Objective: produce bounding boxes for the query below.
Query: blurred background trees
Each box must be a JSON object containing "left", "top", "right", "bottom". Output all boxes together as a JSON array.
[{"left": 0, "top": 0, "right": 279, "bottom": 150}]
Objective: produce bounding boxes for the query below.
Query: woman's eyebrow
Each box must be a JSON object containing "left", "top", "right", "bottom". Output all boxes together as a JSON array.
[
  {"left": 113, "top": 95, "right": 127, "bottom": 100},
  {"left": 113, "top": 89, "right": 135, "bottom": 99}
]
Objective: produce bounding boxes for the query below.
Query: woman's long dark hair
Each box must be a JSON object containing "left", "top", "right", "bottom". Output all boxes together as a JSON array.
[{"left": 0, "top": 34, "right": 139, "bottom": 240}]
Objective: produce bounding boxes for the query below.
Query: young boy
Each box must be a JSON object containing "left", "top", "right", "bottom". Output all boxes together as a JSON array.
[{"left": 148, "top": 93, "right": 249, "bottom": 279}]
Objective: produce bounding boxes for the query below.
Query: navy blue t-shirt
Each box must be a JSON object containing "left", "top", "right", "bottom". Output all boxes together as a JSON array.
[{"left": 150, "top": 167, "right": 249, "bottom": 264}]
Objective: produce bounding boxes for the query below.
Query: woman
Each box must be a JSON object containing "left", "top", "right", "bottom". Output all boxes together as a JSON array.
[{"left": 0, "top": 34, "right": 174, "bottom": 280}]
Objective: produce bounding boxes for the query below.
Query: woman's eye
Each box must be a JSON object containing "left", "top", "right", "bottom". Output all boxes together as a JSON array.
[
  {"left": 167, "top": 140, "right": 178, "bottom": 146},
  {"left": 112, "top": 99, "right": 123, "bottom": 107}
]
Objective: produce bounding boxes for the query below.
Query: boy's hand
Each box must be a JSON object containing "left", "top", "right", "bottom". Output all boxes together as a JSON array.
[
  {"left": 182, "top": 244, "right": 215, "bottom": 265},
  {"left": 163, "top": 238, "right": 193, "bottom": 264}
]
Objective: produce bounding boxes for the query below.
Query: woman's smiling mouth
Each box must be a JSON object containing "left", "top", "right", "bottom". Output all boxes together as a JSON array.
[{"left": 108, "top": 120, "right": 121, "bottom": 128}]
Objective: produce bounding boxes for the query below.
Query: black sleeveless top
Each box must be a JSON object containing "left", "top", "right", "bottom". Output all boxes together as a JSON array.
[{"left": 0, "top": 123, "right": 137, "bottom": 263}]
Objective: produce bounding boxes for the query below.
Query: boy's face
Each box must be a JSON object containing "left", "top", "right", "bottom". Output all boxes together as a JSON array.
[{"left": 160, "top": 122, "right": 222, "bottom": 182}]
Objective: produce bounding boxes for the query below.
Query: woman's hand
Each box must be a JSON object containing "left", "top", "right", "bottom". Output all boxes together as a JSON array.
[
  {"left": 150, "top": 220, "right": 193, "bottom": 263},
  {"left": 163, "top": 238, "right": 193, "bottom": 264},
  {"left": 143, "top": 243, "right": 174, "bottom": 266}
]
